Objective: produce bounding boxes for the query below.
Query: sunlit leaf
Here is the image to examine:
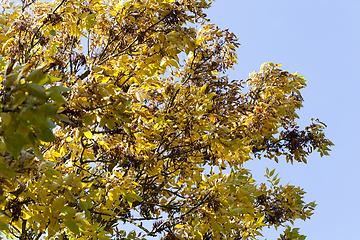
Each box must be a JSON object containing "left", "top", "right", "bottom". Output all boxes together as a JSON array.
[{"left": 0, "top": 1, "right": 332, "bottom": 240}]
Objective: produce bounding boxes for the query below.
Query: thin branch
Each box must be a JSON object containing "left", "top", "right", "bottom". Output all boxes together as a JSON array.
[
  {"left": 149, "top": 190, "right": 212, "bottom": 236},
  {"left": 28, "top": 0, "right": 67, "bottom": 52},
  {"left": 90, "top": 209, "right": 162, "bottom": 235},
  {"left": 34, "top": 231, "right": 43, "bottom": 240},
  {"left": 97, "top": 6, "right": 176, "bottom": 66}
]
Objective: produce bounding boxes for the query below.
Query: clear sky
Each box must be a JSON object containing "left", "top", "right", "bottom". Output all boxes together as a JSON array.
[{"left": 206, "top": 0, "right": 360, "bottom": 239}]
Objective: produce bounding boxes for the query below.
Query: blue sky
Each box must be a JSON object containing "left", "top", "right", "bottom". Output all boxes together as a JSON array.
[{"left": 206, "top": 0, "right": 360, "bottom": 239}]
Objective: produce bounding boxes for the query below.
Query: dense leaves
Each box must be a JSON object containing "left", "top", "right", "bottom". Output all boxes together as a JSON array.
[{"left": 0, "top": 0, "right": 333, "bottom": 239}]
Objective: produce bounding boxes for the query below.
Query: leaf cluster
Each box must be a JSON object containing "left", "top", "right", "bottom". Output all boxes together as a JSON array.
[{"left": 0, "top": 0, "right": 333, "bottom": 239}]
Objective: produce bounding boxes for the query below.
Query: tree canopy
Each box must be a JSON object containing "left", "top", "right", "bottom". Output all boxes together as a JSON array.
[{"left": 0, "top": 0, "right": 333, "bottom": 239}]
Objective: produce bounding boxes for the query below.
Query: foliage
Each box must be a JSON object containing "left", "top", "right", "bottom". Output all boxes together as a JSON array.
[{"left": 0, "top": 0, "right": 333, "bottom": 239}]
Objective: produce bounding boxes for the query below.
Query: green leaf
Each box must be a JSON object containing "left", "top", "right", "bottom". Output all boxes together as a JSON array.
[
  {"left": 4, "top": 133, "right": 29, "bottom": 158},
  {"left": 28, "top": 65, "right": 61, "bottom": 85},
  {"left": 50, "top": 91, "right": 66, "bottom": 104},
  {"left": 16, "top": 123, "right": 30, "bottom": 138},
  {"left": 0, "top": 57, "right": 6, "bottom": 67},
  {"left": 3, "top": 72, "right": 19, "bottom": 87},
  {"left": 274, "top": 178, "right": 280, "bottom": 185},
  {"left": 79, "top": 200, "right": 88, "bottom": 211},
  {"left": 0, "top": 112, "right": 11, "bottom": 126},
  {"left": 30, "top": 143, "right": 44, "bottom": 161},
  {"left": 49, "top": 30, "right": 56, "bottom": 36},
  {"left": 65, "top": 220, "right": 80, "bottom": 235},
  {"left": 269, "top": 169, "right": 275, "bottom": 177},
  {"left": 10, "top": 92, "right": 26, "bottom": 109},
  {"left": 86, "top": 13, "right": 98, "bottom": 26},
  {"left": 194, "top": 232, "right": 203, "bottom": 240},
  {"left": 38, "top": 104, "right": 57, "bottom": 116},
  {"left": 26, "top": 83, "right": 47, "bottom": 99},
  {"left": 32, "top": 74, "right": 48, "bottom": 85},
  {"left": 0, "top": 162, "right": 16, "bottom": 179},
  {"left": 229, "top": 185, "right": 236, "bottom": 193},
  {"left": 47, "top": 75, "right": 62, "bottom": 83},
  {"left": 230, "top": 208, "right": 244, "bottom": 214},
  {"left": 82, "top": 114, "right": 93, "bottom": 125},
  {"left": 49, "top": 86, "right": 72, "bottom": 93},
  {"left": 26, "top": 110, "right": 46, "bottom": 127},
  {"left": 130, "top": 192, "right": 142, "bottom": 202},
  {"left": 55, "top": 114, "right": 73, "bottom": 123},
  {"left": 36, "top": 127, "right": 56, "bottom": 142},
  {"left": 61, "top": 206, "right": 77, "bottom": 219},
  {"left": 125, "top": 193, "right": 134, "bottom": 208},
  {"left": 80, "top": 11, "right": 90, "bottom": 19},
  {"left": 211, "top": 221, "right": 222, "bottom": 231},
  {"left": 48, "top": 86, "right": 71, "bottom": 104},
  {"left": 34, "top": 74, "right": 61, "bottom": 85},
  {"left": 46, "top": 119, "right": 56, "bottom": 129},
  {"left": 44, "top": 168, "right": 58, "bottom": 180},
  {"left": 0, "top": 221, "right": 9, "bottom": 233},
  {"left": 27, "top": 66, "right": 45, "bottom": 82},
  {"left": 219, "top": 126, "right": 232, "bottom": 133},
  {"left": 0, "top": 142, "right": 6, "bottom": 151},
  {"left": 123, "top": 124, "right": 131, "bottom": 136}
]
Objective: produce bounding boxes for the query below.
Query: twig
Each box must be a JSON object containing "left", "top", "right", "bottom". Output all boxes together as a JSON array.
[{"left": 90, "top": 209, "right": 162, "bottom": 235}]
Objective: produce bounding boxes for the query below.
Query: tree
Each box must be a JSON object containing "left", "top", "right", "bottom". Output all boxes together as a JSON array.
[{"left": 0, "top": 0, "right": 333, "bottom": 239}]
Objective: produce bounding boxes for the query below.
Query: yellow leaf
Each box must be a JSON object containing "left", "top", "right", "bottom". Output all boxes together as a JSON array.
[
  {"left": 83, "top": 128, "right": 93, "bottom": 139},
  {"left": 0, "top": 34, "right": 9, "bottom": 40},
  {"left": 22, "top": 211, "right": 33, "bottom": 220},
  {"left": 195, "top": 232, "right": 203, "bottom": 240},
  {"left": 200, "top": 85, "right": 207, "bottom": 95}
]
